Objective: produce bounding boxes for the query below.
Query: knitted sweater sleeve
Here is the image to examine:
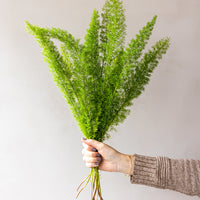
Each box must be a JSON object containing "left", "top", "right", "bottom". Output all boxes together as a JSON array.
[{"left": 130, "top": 154, "right": 200, "bottom": 197}]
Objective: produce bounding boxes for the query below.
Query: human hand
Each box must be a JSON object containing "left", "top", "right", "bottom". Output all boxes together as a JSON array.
[{"left": 81, "top": 138, "right": 134, "bottom": 175}]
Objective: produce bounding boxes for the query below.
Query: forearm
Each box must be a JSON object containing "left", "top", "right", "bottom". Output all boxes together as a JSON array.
[{"left": 129, "top": 154, "right": 200, "bottom": 197}]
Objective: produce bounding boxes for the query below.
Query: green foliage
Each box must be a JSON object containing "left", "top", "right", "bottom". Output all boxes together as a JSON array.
[{"left": 25, "top": 0, "right": 170, "bottom": 142}]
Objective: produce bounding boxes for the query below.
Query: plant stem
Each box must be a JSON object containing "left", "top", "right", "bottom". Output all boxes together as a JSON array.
[{"left": 76, "top": 167, "right": 103, "bottom": 200}]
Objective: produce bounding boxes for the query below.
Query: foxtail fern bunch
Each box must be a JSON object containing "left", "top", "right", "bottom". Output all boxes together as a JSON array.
[{"left": 25, "top": 0, "right": 170, "bottom": 199}]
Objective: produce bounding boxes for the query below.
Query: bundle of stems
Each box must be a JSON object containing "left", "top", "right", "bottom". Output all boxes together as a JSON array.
[{"left": 25, "top": 0, "right": 170, "bottom": 199}]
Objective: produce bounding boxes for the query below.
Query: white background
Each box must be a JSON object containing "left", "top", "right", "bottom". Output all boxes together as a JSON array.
[{"left": 0, "top": 0, "right": 200, "bottom": 199}]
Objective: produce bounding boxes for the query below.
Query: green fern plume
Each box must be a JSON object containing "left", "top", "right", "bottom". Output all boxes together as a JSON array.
[{"left": 25, "top": 0, "right": 170, "bottom": 142}]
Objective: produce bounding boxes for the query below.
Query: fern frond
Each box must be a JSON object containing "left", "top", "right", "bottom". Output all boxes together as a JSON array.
[
  {"left": 107, "top": 37, "right": 170, "bottom": 132},
  {"left": 100, "top": 0, "right": 126, "bottom": 67},
  {"left": 81, "top": 9, "right": 102, "bottom": 138},
  {"left": 125, "top": 15, "right": 157, "bottom": 63},
  {"left": 25, "top": 21, "right": 89, "bottom": 134}
]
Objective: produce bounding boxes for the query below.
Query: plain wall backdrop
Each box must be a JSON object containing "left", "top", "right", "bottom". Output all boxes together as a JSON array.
[{"left": 0, "top": 0, "right": 200, "bottom": 199}]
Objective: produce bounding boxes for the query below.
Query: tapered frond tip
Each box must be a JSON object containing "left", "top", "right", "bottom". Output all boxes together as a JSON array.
[{"left": 153, "top": 15, "right": 157, "bottom": 22}]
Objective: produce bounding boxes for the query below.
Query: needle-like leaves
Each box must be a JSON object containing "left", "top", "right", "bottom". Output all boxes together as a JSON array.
[{"left": 25, "top": 0, "right": 170, "bottom": 142}]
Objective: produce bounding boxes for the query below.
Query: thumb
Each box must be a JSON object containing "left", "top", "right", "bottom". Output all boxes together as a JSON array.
[{"left": 82, "top": 138, "right": 103, "bottom": 151}]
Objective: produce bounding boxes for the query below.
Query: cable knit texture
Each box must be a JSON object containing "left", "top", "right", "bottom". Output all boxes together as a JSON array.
[{"left": 130, "top": 154, "right": 200, "bottom": 197}]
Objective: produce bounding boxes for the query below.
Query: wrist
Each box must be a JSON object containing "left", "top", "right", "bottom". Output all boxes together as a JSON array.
[{"left": 117, "top": 153, "right": 135, "bottom": 175}]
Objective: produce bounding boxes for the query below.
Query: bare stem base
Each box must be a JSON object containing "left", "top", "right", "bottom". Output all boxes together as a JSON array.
[{"left": 76, "top": 167, "right": 103, "bottom": 200}]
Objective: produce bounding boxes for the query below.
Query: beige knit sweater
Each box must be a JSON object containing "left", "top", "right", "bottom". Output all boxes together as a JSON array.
[{"left": 130, "top": 154, "right": 200, "bottom": 197}]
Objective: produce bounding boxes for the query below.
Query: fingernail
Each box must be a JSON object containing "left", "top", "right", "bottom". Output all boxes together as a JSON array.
[
  {"left": 92, "top": 148, "right": 97, "bottom": 152},
  {"left": 95, "top": 162, "right": 99, "bottom": 166},
  {"left": 97, "top": 158, "right": 101, "bottom": 162},
  {"left": 82, "top": 137, "right": 87, "bottom": 140},
  {"left": 96, "top": 153, "right": 101, "bottom": 157}
]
